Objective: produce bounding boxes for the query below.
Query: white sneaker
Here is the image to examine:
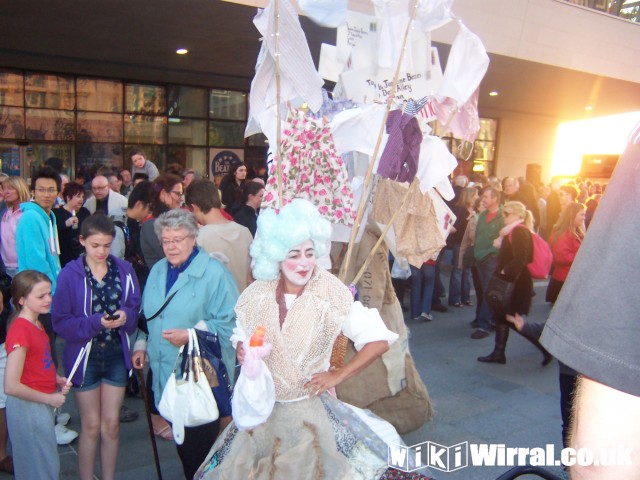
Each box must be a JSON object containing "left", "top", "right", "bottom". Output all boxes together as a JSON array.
[
  {"left": 55, "top": 424, "right": 78, "bottom": 445},
  {"left": 56, "top": 412, "right": 71, "bottom": 426}
]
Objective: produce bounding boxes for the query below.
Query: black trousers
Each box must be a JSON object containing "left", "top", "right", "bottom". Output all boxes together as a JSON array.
[{"left": 176, "top": 420, "right": 220, "bottom": 479}]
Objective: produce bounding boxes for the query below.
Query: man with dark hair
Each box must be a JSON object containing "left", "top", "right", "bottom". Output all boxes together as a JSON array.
[
  {"left": 18, "top": 167, "right": 62, "bottom": 288},
  {"left": 126, "top": 181, "right": 154, "bottom": 289},
  {"left": 230, "top": 180, "right": 264, "bottom": 237},
  {"left": 107, "top": 173, "right": 122, "bottom": 193},
  {"left": 16, "top": 166, "right": 79, "bottom": 444},
  {"left": 470, "top": 186, "right": 504, "bottom": 340},
  {"left": 185, "top": 180, "right": 253, "bottom": 292}
]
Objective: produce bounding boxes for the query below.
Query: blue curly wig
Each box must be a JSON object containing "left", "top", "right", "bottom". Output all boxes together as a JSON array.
[{"left": 250, "top": 199, "right": 332, "bottom": 281}]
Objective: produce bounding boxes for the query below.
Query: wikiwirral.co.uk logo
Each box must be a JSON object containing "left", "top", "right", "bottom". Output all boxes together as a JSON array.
[
  {"left": 388, "top": 441, "right": 633, "bottom": 473},
  {"left": 388, "top": 441, "right": 469, "bottom": 472}
]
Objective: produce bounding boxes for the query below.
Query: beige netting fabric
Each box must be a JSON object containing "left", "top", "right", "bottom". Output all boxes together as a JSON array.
[{"left": 235, "top": 267, "right": 353, "bottom": 401}]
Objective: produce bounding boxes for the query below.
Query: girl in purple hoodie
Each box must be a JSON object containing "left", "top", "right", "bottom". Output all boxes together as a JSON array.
[{"left": 52, "top": 214, "right": 141, "bottom": 480}]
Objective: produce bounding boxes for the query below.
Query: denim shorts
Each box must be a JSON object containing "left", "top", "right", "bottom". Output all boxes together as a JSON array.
[{"left": 74, "top": 338, "right": 128, "bottom": 391}]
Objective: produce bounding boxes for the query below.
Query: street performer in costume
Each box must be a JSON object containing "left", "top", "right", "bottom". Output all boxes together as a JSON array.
[{"left": 197, "top": 199, "right": 431, "bottom": 479}]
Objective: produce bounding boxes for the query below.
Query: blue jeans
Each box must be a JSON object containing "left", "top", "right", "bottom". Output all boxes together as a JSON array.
[
  {"left": 74, "top": 338, "right": 128, "bottom": 391},
  {"left": 475, "top": 255, "right": 498, "bottom": 331},
  {"left": 410, "top": 264, "right": 436, "bottom": 318},
  {"left": 448, "top": 245, "right": 472, "bottom": 304}
]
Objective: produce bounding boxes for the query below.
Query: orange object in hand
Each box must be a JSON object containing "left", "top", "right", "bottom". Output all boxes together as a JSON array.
[{"left": 249, "top": 326, "right": 266, "bottom": 347}]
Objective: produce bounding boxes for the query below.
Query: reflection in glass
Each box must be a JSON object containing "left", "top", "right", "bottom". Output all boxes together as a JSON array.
[
  {"left": 0, "top": 71, "right": 24, "bottom": 107},
  {"left": 167, "top": 86, "right": 207, "bottom": 118},
  {"left": 26, "top": 109, "right": 75, "bottom": 141},
  {"left": 478, "top": 118, "right": 497, "bottom": 141},
  {"left": 125, "top": 84, "right": 166, "bottom": 114},
  {"left": 78, "top": 112, "right": 123, "bottom": 143},
  {"left": 168, "top": 118, "right": 207, "bottom": 145},
  {"left": 76, "top": 143, "right": 124, "bottom": 179},
  {"left": 167, "top": 146, "right": 207, "bottom": 174},
  {"left": 474, "top": 140, "right": 495, "bottom": 161},
  {"left": 209, "top": 121, "right": 245, "bottom": 147},
  {"left": 209, "top": 90, "right": 246, "bottom": 120},
  {"left": 0, "top": 143, "right": 21, "bottom": 176},
  {"left": 25, "top": 144, "right": 73, "bottom": 180},
  {"left": 125, "top": 115, "right": 167, "bottom": 144},
  {"left": 25, "top": 74, "right": 75, "bottom": 110},
  {"left": 77, "top": 78, "right": 123, "bottom": 112},
  {"left": 246, "top": 133, "right": 268, "bottom": 147},
  {"left": 0, "top": 107, "right": 25, "bottom": 139}
]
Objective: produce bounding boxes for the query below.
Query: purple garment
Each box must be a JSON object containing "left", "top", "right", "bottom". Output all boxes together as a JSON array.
[
  {"left": 51, "top": 255, "right": 142, "bottom": 386},
  {"left": 378, "top": 109, "right": 421, "bottom": 183}
]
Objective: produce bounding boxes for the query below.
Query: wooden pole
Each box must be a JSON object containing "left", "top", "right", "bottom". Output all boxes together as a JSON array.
[
  {"left": 338, "top": 0, "right": 419, "bottom": 283},
  {"left": 274, "top": 0, "right": 284, "bottom": 209}
]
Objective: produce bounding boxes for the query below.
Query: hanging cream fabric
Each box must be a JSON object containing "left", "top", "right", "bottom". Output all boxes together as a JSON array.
[
  {"left": 245, "top": 0, "right": 324, "bottom": 137},
  {"left": 370, "top": 178, "right": 445, "bottom": 267},
  {"left": 437, "top": 22, "right": 490, "bottom": 106}
]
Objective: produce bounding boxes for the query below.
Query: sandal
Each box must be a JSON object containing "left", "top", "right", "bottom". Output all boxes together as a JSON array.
[
  {"left": 0, "top": 455, "right": 14, "bottom": 474},
  {"left": 154, "top": 425, "right": 174, "bottom": 441}
]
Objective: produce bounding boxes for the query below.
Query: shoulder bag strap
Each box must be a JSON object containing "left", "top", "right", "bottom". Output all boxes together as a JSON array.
[{"left": 146, "top": 290, "right": 178, "bottom": 321}]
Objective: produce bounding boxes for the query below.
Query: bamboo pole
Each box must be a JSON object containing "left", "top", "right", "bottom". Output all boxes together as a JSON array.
[
  {"left": 338, "top": 0, "right": 419, "bottom": 283},
  {"left": 274, "top": 0, "right": 284, "bottom": 209}
]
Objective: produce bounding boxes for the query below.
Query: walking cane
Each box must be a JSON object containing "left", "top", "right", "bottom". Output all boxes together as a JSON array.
[{"left": 137, "top": 368, "right": 163, "bottom": 480}]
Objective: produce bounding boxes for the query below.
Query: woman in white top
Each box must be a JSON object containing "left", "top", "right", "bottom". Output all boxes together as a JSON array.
[{"left": 196, "top": 199, "right": 428, "bottom": 480}]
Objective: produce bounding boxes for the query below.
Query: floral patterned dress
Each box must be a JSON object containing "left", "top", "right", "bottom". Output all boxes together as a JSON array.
[{"left": 263, "top": 107, "right": 356, "bottom": 226}]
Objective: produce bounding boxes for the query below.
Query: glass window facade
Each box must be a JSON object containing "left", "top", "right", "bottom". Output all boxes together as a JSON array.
[{"left": 0, "top": 69, "right": 258, "bottom": 178}]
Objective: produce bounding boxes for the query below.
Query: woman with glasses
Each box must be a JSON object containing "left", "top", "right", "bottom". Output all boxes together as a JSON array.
[
  {"left": 139, "top": 174, "right": 183, "bottom": 271},
  {"left": 477, "top": 201, "right": 551, "bottom": 366},
  {"left": 132, "top": 209, "right": 238, "bottom": 479}
]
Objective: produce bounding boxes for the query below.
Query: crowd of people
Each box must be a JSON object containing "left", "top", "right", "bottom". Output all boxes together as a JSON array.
[
  {"left": 0, "top": 148, "right": 270, "bottom": 479},
  {"left": 0, "top": 145, "right": 612, "bottom": 479},
  {"left": 397, "top": 173, "right": 601, "bottom": 347}
]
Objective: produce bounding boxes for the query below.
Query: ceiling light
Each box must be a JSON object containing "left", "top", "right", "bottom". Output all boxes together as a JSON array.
[
  {"left": 585, "top": 105, "right": 593, "bottom": 111},
  {"left": 489, "top": 91, "right": 498, "bottom": 97},
  {"left": 176, "top": 48, "right": 188, "bottom": 55}
]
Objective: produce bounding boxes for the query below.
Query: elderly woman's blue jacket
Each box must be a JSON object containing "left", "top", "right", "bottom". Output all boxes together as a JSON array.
[{"left": 142, "top": 248, "right": 239, "bottom": 407}]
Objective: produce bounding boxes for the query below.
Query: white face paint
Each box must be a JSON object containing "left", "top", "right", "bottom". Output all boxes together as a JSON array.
[{"left": 280, "top": 240, "right": 316, "bottom": 293}]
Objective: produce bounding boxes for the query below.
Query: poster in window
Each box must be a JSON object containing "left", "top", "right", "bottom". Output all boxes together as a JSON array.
[{"left": 209, "top": 148, "right": 244, "bottom": 187}]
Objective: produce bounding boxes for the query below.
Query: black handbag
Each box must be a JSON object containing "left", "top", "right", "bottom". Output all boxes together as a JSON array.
[
  {"left": 485, "top": 274, "right": 515, "bottom": 315},
  {"left": 180, "top": 329, "right": 233, "bottom": 418}
]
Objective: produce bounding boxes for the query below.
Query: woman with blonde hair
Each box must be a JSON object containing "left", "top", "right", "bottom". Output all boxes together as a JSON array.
[
  {"left": 545, "top": 202, "right": 586, "bottom": 303},
  {"left": 478, "top": 201, "right": 551, "bottom": 365},
  {"left": 0, "top": 177, "right": 31, "bottom": 278}
]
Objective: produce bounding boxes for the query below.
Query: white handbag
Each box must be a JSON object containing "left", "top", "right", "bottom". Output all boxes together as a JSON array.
[{"left": 158, "top": 329, "right": 219, "bottom": 445}]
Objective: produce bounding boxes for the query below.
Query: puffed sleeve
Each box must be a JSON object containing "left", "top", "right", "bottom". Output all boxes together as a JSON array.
[{"left": 341, "top": 301, "right": 399, "bottom": 351}]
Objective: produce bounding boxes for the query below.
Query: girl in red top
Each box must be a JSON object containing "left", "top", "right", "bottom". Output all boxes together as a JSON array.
[
  {"left": 545, "top": 202, "right": 586, "bottom": 303},
  {"left": 4, "top": 270, "right": 70, "bottom": 480}
]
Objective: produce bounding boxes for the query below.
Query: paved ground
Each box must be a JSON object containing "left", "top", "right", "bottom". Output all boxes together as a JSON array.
[{"left": 0, "top": 277, "right": 565, "bottom": 480}]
